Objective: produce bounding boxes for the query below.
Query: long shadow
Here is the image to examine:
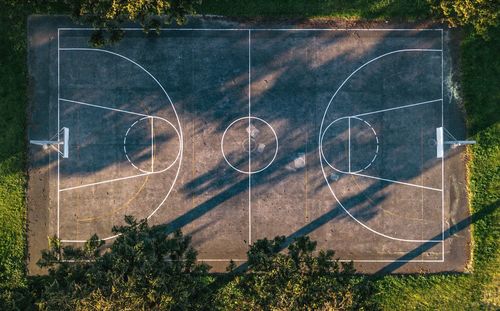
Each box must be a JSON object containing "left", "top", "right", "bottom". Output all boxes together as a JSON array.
[
  {"left": 146, "top": 27, "right": 447, "bottom": 262},
  {"left": 375, "top": 199, "right": 498, "bottom": 274},
  {"left": 47, "top": 20, "right": 460, "bottom": 268}
]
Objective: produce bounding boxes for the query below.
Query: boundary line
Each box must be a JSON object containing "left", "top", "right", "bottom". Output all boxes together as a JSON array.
[
  {"left": 248, "top": 29, "right": 252, "bottom": 246},
  {"left": 58, "top": 28, "right": 443, "bottom": 32},
  {"left": 441, "top": 29, "right": 445, "bottom": 261},
  {"left": 57, "top": 29, "right": 60, "bottom": 239},
  {"left": 57, "top": 28, "right": 445, "bottom": 262}
]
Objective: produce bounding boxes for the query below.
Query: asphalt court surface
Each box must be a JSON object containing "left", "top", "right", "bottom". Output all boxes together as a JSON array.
[{"left": 27, "top": 17, "right": 471, "bottom": 273}]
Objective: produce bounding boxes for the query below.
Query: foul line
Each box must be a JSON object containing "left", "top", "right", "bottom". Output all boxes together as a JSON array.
[
  {"left": 350, "top": 172, "right": 442, "bottom": 191},
  {"left": 59, "top": 98, "right": 152, "bottom": 118},
  {"left": 353, "top": 98, "right": 442, "bottom": 118}
]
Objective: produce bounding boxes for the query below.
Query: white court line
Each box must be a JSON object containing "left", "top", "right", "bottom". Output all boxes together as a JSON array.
[
  {"left": 58, "top": 30, "right": 445, "bottom": 261},
  {"left": 58, "top": 27, "right": 443, "bottom": 31},
  {"left": 57, "top": 45, "right": 184, "bottom": 243},
  {"left": 441, "top": 29, "right": 445, "bottom": 259},
  {"left": 340, "top": 259, "right": 444, "bottom": 263},
  {"left": 248, "top": 29, "right": 252, "bottom": 246},
  {"left": 151, "top": 117, "right": 154, "bottom": 172},
  {"left": 350, "top": 172, "right": 442, "bottom": 192},
  {"left": 353, "top": 98, "right": 442, "bottom": 118},
  {"left": 319, "top": 48, "right": 444, "bottom": 243},
  {"left": 348, "top": 117, "right": 351, "bottom": 173},
  {"left": 198, "top": 259, "right": 247, "bottom": 262},
  {"left": 57, "top": 29, "right": 60, "bottom": 239},
  {"left": 59, "top": 172, "right": 156, "bottom": 192},
  {"left": 59, "top": 98, "right": 152, "bottom": 118}
]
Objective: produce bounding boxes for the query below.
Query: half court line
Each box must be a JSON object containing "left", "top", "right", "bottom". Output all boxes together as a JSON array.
[{"left": 352, "top": 98, "right": 442, "bottom": 118}]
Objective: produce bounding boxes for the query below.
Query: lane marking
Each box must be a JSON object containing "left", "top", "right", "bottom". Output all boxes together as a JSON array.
[
  {"left": 353, "top": 98, "right": 442, "bottom": 118},
  {"left": 59, "top": 98, "right": 151, "bottom": 117},
  {"left": 350, "top": 172, "right": 442, "bottom": 192},
  {"left": 60, "top": 172, "right": 155, "bottom": 192}
]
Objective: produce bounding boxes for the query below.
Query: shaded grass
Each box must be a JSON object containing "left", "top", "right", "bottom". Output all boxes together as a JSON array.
[
  {"left": 0, "top": 1, "right": 31, "bottom": 290},
  {"left": 198, "top": 0, "right": 431, "bottom": 20}
]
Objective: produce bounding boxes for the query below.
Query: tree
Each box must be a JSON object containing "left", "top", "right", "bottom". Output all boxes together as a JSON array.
[
  {"left": 54, "top": 0, "right": 201, "bottom": 46},
  {"left": 430, "top": 0, "right": 499, "bottom": 37},
  {"left": 216, "top": 236, "right": 377, "bottom": 310},
  {"left": 33, "top": 218, "right": 376, "bottom": 310},
  {"left": 36, "top": 216, "right": 213, "bottom": 310}
]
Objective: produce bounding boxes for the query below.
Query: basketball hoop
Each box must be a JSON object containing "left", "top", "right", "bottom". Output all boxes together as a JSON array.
[
  {"left": 30, "top": 127, "right": 69, "bottom": 158},
  {"left": 436, "top": 127, "right": 475, "bottom": 158}
]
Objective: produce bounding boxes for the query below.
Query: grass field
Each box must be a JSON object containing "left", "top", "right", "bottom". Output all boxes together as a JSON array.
[{"left": 0, "top": 0, "right": 498, "bottom": 309}]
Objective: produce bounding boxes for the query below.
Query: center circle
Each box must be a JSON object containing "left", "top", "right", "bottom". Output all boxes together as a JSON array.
[
  {"left": 124, "top": 116, "right": 181, "bottom": 173},
  {"left": 221, "top": 116, "right": 279, "bottom": 175},
  {"left": 320, "top": 116, "right": 379, "bottom": 174}
]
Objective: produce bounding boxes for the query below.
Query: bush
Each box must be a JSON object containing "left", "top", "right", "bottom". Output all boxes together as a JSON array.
[
  {"left": 430, "top": 0, "right": 500, "bottom": 37},
  {"left": 53, "top": 0, "right": 200, "bottom": 46},
  {"left": 216, "top": 236, "right": 377, "bottom": 310},
  {"left": 36, "top": 216, "right": 213, "bottom": 310}
]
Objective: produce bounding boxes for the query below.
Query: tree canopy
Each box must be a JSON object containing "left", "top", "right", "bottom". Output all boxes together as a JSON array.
[
  {"left": 30, "top": 217, "right": 375, "bottom": 310},
  {"left": 55, "top": 0, "right": 200, "bottom": 46}
]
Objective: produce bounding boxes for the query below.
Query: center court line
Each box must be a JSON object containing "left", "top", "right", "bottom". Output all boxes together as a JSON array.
[
  {"left": 350, "top": 172, "right": 442, "bottom": 191},
  {"left": 59, "top": 98, "right": 153, "bottom": 118},
  {"left": 352, "top": 98, "right": 442, "bottom": 118}
]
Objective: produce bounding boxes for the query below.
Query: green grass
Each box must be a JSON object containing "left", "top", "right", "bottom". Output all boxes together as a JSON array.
[
  {"left": 0, "top": 1, "right": 498, "bottom": 309},
  {"left": 199, "top": 0, "right": 431, "bottom": 20},
  {"left": 370, "top": 27, "right": 500, "bottom": 311},
  {"left": 0, "top": 1, "right": 30, "bottom": 290}
]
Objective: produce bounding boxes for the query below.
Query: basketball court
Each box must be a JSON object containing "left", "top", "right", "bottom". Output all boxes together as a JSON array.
[{"left": 27, "top": 16, "right": 471, "bottom": 273}]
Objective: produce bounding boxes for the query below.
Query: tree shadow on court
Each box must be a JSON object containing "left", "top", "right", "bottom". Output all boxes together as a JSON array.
[{"left": 45, "top": 23, "right": 469, "bottom": 272}]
